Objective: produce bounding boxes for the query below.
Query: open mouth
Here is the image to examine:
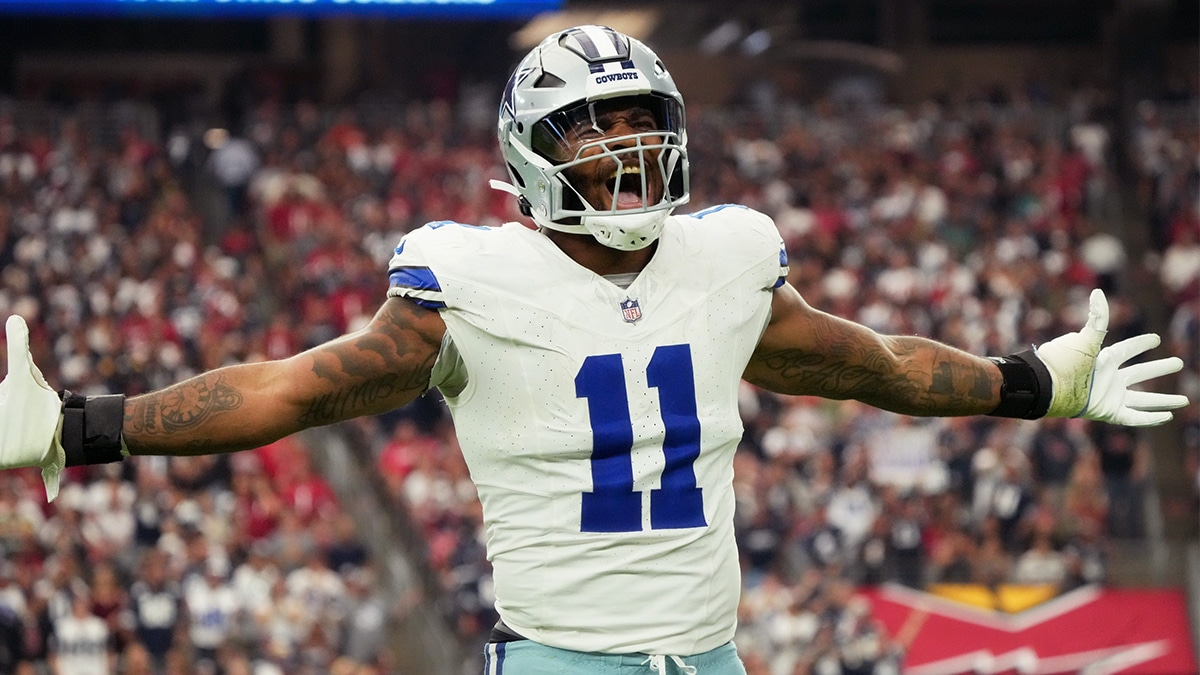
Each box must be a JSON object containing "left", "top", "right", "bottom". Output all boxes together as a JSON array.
[{"left": 606, "top": 165, "right": 649, "bottom": 209}]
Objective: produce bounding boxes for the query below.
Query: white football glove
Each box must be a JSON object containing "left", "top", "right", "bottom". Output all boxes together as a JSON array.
[
  {"left": 1036, "top": 289, "right": 1189, "bottom": 426},
  {"left": 0, "top": 315, "right": 66, "bottom": 500}
]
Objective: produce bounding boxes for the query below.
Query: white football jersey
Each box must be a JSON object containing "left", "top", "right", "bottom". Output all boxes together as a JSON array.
[
  {"left": 388, "top": 204, "right": 787, "bottom": 655},
  {"left": 52, "top": 614, "right": 110, "bottom": 675}
]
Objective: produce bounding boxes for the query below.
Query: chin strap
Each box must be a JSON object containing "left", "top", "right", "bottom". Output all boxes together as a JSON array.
[{"left": 488, "top": 179, "right": 521, "bottom": 197}]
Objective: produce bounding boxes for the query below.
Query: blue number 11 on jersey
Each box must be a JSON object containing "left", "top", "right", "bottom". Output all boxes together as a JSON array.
[{"left": 575, "top": 344, "right": 708, "bottom": 532}]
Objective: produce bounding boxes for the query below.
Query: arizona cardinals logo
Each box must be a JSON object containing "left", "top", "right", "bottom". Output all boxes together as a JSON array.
[{"left": 863, "top": 583, "right": 1195, "bottom": 674}]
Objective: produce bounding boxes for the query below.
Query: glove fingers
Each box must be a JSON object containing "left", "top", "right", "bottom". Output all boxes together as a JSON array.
[
  {"left": 1115, "top": 409, "right": 1174, "bottom": 427},
  {"left": 1124, "top": 389, "right": 1190, "bottom": 412},
  {"left": 1101, "top": 333, "right": 1162, "bottom": 367},
  {"left": 1120, "top": 355, "right": 1183, "bottom": 386}
]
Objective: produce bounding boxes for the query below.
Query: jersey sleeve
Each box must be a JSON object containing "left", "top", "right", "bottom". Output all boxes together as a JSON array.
[
  {"left": 385, "top": 223, "right": 451, "bottom": 309},
  {"left": 686, "top": 203, "right": 789, "bottom": 291},
  {"left": 386, "top": 222, "right": 484, "bottom": 394},
  {"left": 386, "top": 220, "right": 499, "bottom": 310}
]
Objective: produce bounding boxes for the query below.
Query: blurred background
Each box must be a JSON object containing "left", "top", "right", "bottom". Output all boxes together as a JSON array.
[{"left": 0, "top": 1, "right": 1195, "bottom": 674}]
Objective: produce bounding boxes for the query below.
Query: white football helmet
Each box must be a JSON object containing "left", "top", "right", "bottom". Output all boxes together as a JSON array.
[{"left": 492, "top": 25, "right": 689, "bottom": 250}]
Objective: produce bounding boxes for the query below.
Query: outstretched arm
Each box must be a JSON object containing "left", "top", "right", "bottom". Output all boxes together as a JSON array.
[
  {"left": 744, "top": 283, "right": 1001, "bottom": 416},
  {"left": 125, "top": 297, "right": 446, "bottom": 456},
  {"left": 0, "top": 295, "right": 446, "bottom": 501},
  {"left": 745, "top": 284, "right": 1187, "bottom": 424}
]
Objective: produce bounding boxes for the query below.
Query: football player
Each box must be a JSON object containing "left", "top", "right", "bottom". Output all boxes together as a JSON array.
[{"left": 0, "top": 25, "right": 1187, "bottom": 674}]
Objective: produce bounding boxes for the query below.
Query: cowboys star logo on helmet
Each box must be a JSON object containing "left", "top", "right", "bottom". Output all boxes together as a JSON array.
[{"left": 491, "top": 25, "right": 690, "bottom": 251}]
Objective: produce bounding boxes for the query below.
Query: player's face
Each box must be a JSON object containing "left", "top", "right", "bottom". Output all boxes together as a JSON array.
[{"left": 556, "top": 102, "right": 666, "bottom": 212}]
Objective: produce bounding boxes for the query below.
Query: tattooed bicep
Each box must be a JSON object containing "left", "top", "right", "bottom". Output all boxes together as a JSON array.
[
  {"left": 296, "top": 298, "right": 444, "bottom": 417},
  {"left": 310, "top": 299, "right": 440, "bottom": 376}
]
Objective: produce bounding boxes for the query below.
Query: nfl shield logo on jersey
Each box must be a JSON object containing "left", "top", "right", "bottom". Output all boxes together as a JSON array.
[{"left": 619, "top": 298, "right": 642, "bottom": 323}]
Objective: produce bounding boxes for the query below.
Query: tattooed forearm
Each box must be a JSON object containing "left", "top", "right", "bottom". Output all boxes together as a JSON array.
[
  {"left": 905, "top": 341, "right": 998, "bottom": 412},
  {"left": 750, "top": 286, "right": 1002, "bottom": 417},
  {"left": 125, "top": 374, "right": 245, "bottom": 436},
  {"left": 752, "top": 335, "right": 1001, "bottom": 416},
  {"left": 122, "top": 297, "right": 446, "bottom": 457}
]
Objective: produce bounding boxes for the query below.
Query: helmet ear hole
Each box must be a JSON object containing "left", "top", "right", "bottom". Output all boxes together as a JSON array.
[
  {"left": 516, "top": 122, "right": 524, "bottom": 134},
  {"left": 534, "top": 72, "right": 566, "bottom": 89}
]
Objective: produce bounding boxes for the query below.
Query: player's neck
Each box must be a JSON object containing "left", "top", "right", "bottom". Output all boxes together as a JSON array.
[{"left": 541, "top": 228, "right": 656, "bottom": 277}]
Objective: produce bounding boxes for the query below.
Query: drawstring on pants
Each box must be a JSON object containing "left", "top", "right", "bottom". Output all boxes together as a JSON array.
[{"left": 641, "top": 653, "right": 698, "bottom": 675}]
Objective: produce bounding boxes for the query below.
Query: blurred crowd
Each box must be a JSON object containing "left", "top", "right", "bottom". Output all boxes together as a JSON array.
[{"left": 0, "top": 74, "right": 1195, "bottom": 675}]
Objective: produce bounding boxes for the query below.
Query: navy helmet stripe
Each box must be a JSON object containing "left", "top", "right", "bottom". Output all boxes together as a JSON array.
[
  {"left": 388, "top": 266, "right": 442, "bottom": 292},
  {"left": 603, "top": 28, "right": 626, "bottom": 55},
  {"left": 563, "top": 26, "right": 629, "bottom": 62},
  {"left": 565, "top": 28, "right": 601, "bottom": 60}
]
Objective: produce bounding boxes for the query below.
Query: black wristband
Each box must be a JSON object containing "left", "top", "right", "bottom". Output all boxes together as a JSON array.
[
  {"left": 59, "top": 390, "right": 127, "bottom": 467},
  {"left": 986, "top": 349, "right": 1053, "bottom": 419}
]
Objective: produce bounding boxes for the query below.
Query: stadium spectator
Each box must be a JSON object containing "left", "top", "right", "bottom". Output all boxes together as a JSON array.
[
  {"left": 1089, "top": 424, "right": 1149, "bottom": 538},
  {"left": 230, "top": 542, "right": 280, "bottom": 619},
  {"left": 1061, "top": 450, "right": 1110, "bottom": 538},
  {"left": 51, "top": 594, "right": 113, "bottom": 675},
  {"left": 183, "top": 557, "right": 242, "bottom": 674},
  {"left": 126, "top": 549, "right": 184, "bottom": 671},
  {"left": 206, "top": 129, "right": 261, "bottom": 221},
  {"left": 337, "top": 565, "right": 389, "bottom": 668},
  {"left": 1026, "top": 417, "right": 1084, "bottom": 510},
  {"left": 1012, "top": 531, "right": 1068, "bottom": 586}
]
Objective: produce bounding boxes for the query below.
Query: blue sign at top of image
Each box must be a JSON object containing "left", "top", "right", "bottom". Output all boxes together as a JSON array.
[{"left": 0, "top": 0, "right": 563, "bottom": 18}]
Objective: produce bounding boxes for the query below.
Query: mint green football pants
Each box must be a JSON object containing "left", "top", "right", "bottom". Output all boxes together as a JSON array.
[{"left": 482, "top": 639, "right": 746, "bottom": 674}]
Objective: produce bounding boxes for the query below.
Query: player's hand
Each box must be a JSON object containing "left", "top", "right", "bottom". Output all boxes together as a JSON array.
[
  {"left": 1036, "top": 289, "right": 1188, "bottom": 426},
  {"left": 0, "top": 315, "right": 66, "bottom": 500}
]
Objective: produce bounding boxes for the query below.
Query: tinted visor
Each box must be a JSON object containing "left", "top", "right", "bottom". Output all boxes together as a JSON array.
[{"left": 531, "top": 94, "right": 684, "bottom": 164}]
